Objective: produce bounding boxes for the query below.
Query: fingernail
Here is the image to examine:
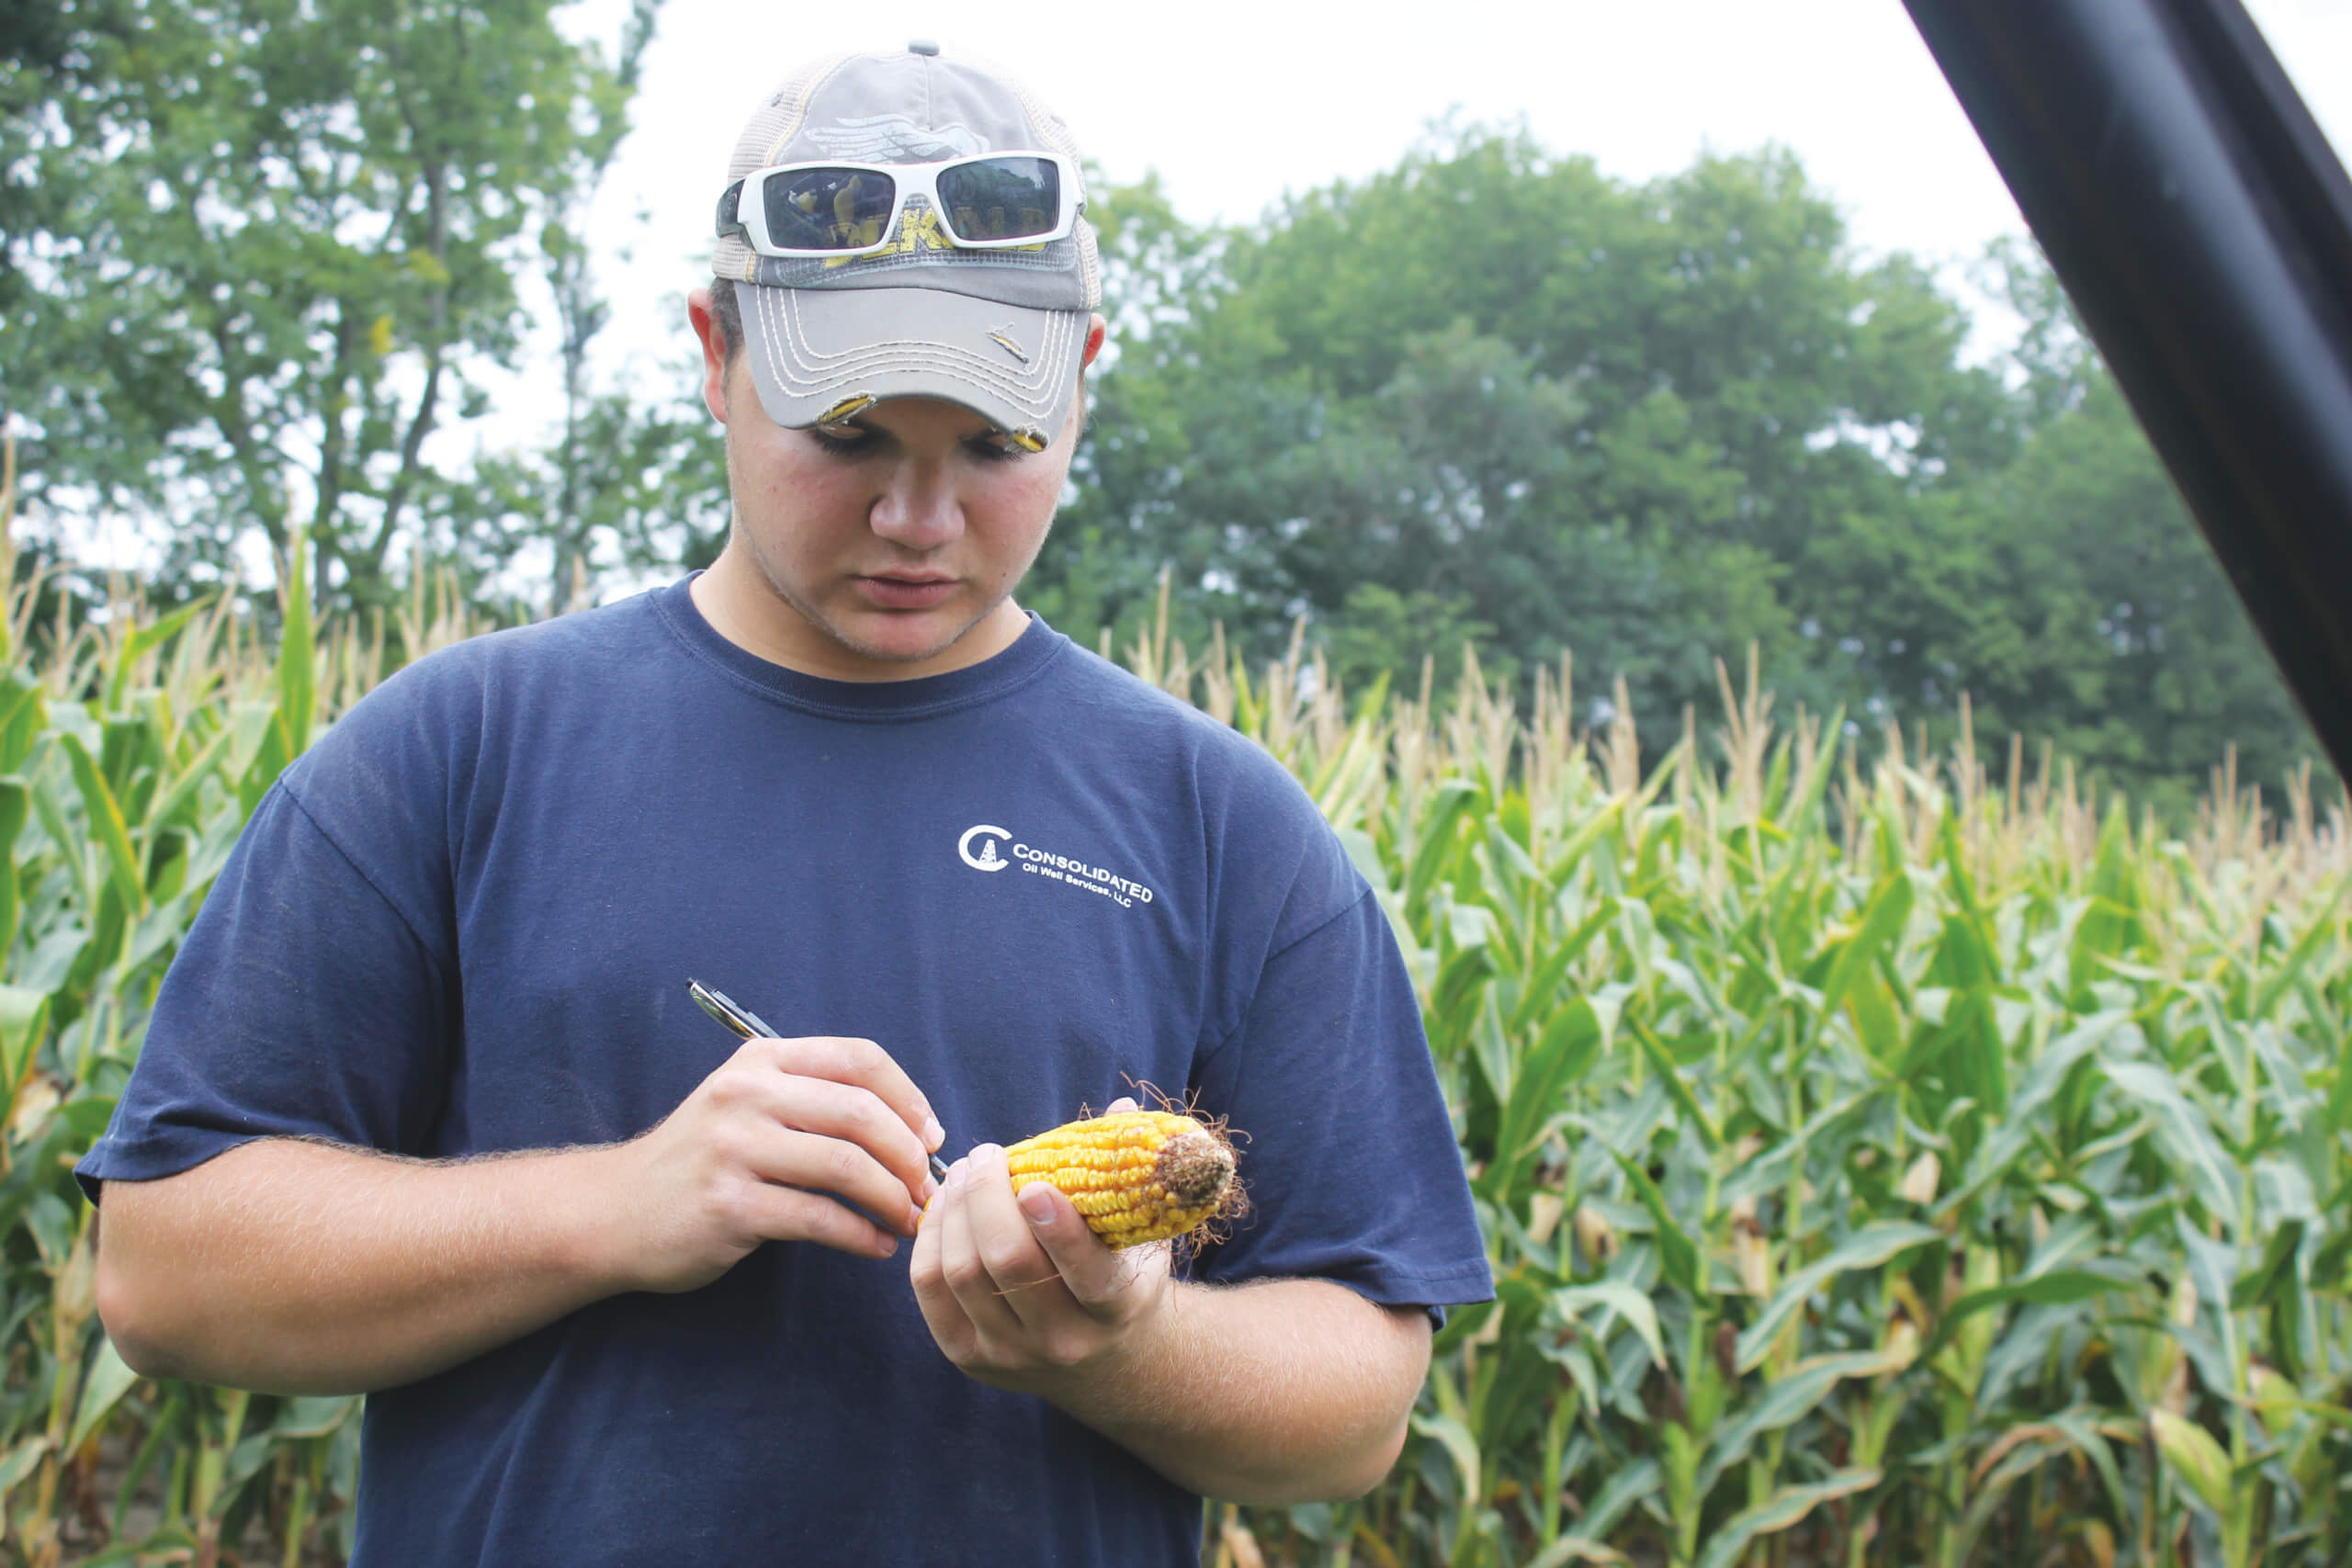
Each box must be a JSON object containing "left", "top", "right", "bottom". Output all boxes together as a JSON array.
[
  {"left": 880, "top": 1235, "right": 899, "bottom": 1257},
  {"left": 972, "top": 1144, "right": 1004, "bottom": 1177},
  {"left": 922, "top": 1115, "right": 945, "bottom": 1149},
  {"left": 947, "top": 1157, "right": 970, "bottom": 1189},
  {"left": 920, "top": 1175, "right": 938, "bottom": 1204},
  {"left": 1019, "top": 1184, "right": 1056, "bottom": 1225},
  {"left": 908, "top": 1202, "right": 926, "bottom": 1234}
]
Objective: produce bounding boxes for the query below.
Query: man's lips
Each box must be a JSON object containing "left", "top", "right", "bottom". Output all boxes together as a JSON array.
[{"left": 855, "top": 573, "right": 958, "bottom": 609}]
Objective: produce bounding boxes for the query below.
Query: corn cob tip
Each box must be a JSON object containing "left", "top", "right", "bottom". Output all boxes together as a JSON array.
[{"left": 1153, "top": 1126, "right": 1237, "bottom": 1211}]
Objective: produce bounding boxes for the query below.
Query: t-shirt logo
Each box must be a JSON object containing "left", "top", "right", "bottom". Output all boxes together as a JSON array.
[
  {"left": 954, "top": 822, "right": 1157, "bottom": 908},
  {"left": 958, "top": 824, "right": 1012, "bottom": 871}
]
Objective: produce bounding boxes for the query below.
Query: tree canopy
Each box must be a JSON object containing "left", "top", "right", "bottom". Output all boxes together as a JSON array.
[
  {"left": 1036, "top": 128, "right": 2319, "bottom": 809},
  {"left": 3, "top": 0, "right": 663, "bottom": 612}
]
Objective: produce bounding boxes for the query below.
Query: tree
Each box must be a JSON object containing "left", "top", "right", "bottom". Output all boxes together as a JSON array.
[
  {"left": 1052, "top": 129, "right": 2010, "bottom": 737},
  {"left": 3, "top": 0, "right": 661, "bottom": 613},
  {"left": 1045, "top": 128, "right": 2315, "bottom": 806}
]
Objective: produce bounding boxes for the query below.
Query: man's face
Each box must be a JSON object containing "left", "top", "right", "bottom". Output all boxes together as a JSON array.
[{"left": 688, "top": 288, "right": 1102, "bottom": 681}]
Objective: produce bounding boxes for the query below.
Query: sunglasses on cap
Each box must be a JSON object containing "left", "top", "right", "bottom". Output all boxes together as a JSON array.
[{"left": 716, "top": 151, "right": 1082, "bottom": 258}]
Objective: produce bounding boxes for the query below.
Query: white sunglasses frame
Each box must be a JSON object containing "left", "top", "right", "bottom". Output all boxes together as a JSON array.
[{"left": 718, "top": 151, "right": 1083, "bottom": 259}]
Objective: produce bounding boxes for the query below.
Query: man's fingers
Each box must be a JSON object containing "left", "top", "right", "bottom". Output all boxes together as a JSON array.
[
  {"left": 908, "top": 1170, "right": 963, "bottom": 1344},
  {"left": 944, "top": 1148, "right": 1075, "bottom": 1331},
  {"left": 742, "top": 1034, "right": 945, "bottom": 1162},
  {"left": 731, "top": 1181, "right": 901, "bottom": 1262},
  {"left": 698, "top": 1115, "right": 923, "bottom": 1239},
  {"left": 934, "top": 1158, "right": 1021, "bottom": 1340},
  {"left": 763, "top": 1129, "right": 931, "bottom": 1236},
  {"left": 712, "top": 1067, "right": 936, "bottom": 1216},
  {"left": 1013, "top": 1179, "right": 1130, "bottom": 1308}
]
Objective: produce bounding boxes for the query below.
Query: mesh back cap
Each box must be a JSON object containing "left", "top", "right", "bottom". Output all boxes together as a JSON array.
[{"left": 713, "top": 42, "right": 1101, "bottom": 449}]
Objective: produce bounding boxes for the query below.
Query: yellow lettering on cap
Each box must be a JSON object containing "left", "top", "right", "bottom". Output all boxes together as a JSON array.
[{"left": 822, "top": 207, "right": 958, "bottom": 269}]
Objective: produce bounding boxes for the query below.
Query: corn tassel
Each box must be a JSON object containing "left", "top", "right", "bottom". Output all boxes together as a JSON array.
[{"left": 1004, "top": 1110, "right": 1238, "bottom": 1247}]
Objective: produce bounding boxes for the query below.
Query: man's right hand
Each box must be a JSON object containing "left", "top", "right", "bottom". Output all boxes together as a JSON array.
[
  {"left": 93, "top": 1032, "right": 944, "bottom": 1395},
  {"left": 599, "top": 1033, "right": 944, "bottom": 1291}
]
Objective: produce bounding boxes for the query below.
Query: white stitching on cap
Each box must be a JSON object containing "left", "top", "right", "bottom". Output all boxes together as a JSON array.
[
  {"left": 777, "top": 291, "right": 1076, "bottom": 393},
  {"left": 750, "top": 287, "right": 1076, "bottom": 420},
  {"left": 770, "top": 288, "right": 1078, "bottom": 394},
  {"left": 777, "top": 295, "right": 1078, "bottom": 408}
]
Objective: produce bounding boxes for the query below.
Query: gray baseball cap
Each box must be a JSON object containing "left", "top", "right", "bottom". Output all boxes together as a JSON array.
[{"left": 711, "top": 42, "right": 1102, "bottom": 451}]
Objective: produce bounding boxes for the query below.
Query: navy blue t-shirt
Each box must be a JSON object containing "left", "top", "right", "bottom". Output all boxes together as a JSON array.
[{"left": 79, "top": 578, "right": 1492, "bottom": 1567}]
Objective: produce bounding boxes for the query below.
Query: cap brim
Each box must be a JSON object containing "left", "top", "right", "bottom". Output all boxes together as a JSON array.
[{"left": 733, "top": 281, "right": 1086, "bottom": 449}]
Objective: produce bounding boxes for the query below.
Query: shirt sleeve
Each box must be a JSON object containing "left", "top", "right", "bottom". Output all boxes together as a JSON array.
[
  {"left": 1189, "top": 885, "right": 1494, "bottom": 1311},
  {"left": 75, "top": 778, "right": 458, "bottom": 1201}
]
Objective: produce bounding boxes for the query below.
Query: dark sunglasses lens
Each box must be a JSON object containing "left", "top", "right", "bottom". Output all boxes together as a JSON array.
[
  {"left": 760, "top": 167, "right": 899, "bottom": 251},
  {"left": 934, "top": 157, "right": 1061, "bottom": 242}
]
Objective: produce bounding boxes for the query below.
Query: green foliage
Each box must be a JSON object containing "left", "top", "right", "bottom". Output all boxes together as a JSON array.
[
  {"left": 0, "top": 461, "right": 502, "bottom": 1560},
  {"left": 1158, "top": 638, "right": 2351, "bottom": 1568},
  {"left": 4, "top": 0, "right": 668, "bottom": 612},
  {"left": 1048, "top": 129, "right": 2323, "bottom": 816},
  {"left": 1055, "top": 128, "right": 2007, "bottom": 735}
]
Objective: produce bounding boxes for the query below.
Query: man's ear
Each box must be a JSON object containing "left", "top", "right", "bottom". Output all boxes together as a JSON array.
[
  {"left": 687, "top": 285, "right": 729, "bottom": 424},
  {"left": 1080, "top": 312, "right": 1107, "bottom": 370}
]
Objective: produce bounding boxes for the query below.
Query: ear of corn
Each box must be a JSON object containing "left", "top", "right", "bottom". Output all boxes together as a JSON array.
[{"left": 1004, "top": 1110, "right": 1238, "bottom": 1247}]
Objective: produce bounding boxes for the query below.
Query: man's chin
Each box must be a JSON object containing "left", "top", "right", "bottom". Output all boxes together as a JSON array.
[{"left": 808, "top": 599, "right": 1017, "bottom": 678}]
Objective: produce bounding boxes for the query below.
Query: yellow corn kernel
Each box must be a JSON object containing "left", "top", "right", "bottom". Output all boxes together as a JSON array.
[{"left": 1003, "top": 1110, "right": 1238, "bottom": 1248}]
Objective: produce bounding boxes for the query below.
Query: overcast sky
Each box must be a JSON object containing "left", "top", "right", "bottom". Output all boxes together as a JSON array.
[{"left": 564, "top": 0, "right": 2351, "bottom": 398}]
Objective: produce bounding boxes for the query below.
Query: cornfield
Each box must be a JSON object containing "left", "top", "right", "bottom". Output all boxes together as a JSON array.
[{"left": 0, "top": 459, "right": 2345, "bottom": 1563}]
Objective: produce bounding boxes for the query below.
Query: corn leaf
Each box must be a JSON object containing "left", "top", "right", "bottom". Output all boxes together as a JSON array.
[
  {"left": 1554, "top": 1282, "right": 1666, "bottom": 1371},
  {"left": 2102, "top": 1060, "right": 2240, "bottom": 1229},
  {"left": 1506, "top": 900, "right": 1617, "bottom": 1033},
  {"left": 1691, "top": 1468, "right": 1882, "bottom": 1568},
  {"left": 0, "top": 985, "right": 49, "bottom": 1111},
  {"left": 2150, "top": 1409, "right": 2233, "bottom": 1515},
  {"left": 1522, "top": 1537, "right": 1632, "bottom": 1567},
  {"left": 1570, "top": 1458, "right": 1662, "bottom": 1544},
  {"left": 58, "top": 732, "right": 143, "bottom": 917},
  {"left": 1628, "top": 1013, "right": 1718, "bottom": 1150},
  {"left": 1816, "top": 872, "right": 1912, "bottom": 1024},
  {"left": 1487, "top": 998, "right": 1602, "bottom": 1202},
  {"left": 1408, "top": 1410, "right": 1480, "bottom": 1508},
  {"left": 0, "top": 1435, "right": 44, "bottom": 1503},
  {"left": 2252, "top": 878, "right": 2346, "bottom": 1020},
  {"left": 1917, "top": 1269, "right": 2139, "bottom": 1363},
  {"left": 0, "top": 776, "right": 24, "bottom": 957},
  {"left": 277, "top": 524, "right": 315, "bottom": 755},
  {"left": 1697, "top": 1350, "right": 1900, "bottom": 1495},
  {"left": 1405, "top": 782, "right": 1478, "bottom": 912},
  {"left": 68, "top": 1337, "right": 142, "bottom": 1452},
  {"left": 0, "top": 677, "right": 42, "bottom": 775},
  {"left": 1610, "top": 1149, "right": 1698, "bottom": 1294},
  {"left": 1736, "top": 1223, "right": 1942, "bottom": 1373},
  {"left": 104, "top": 601, "right": 206, "bottom": 716},
  {"left": 141, "top": 722, "right": 236, "bottom": 835}
]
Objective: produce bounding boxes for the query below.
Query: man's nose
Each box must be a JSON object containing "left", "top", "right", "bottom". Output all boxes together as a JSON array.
[{"left": 868, "top": 471, "right": 961, "bottom": 548}]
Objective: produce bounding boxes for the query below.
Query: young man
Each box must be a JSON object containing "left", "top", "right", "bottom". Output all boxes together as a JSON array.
[{"left": 80, "top": 42, "right": 1491, "bottom": 1564}]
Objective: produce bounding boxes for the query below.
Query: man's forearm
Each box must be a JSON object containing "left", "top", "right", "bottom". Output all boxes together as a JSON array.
[
  {"left": 95, "top": 1137, "right": 629, "bottom": 1395},
  {"left": 93, "top": 1035, "right": 944, "bottom": 1396},
  {"left": 1032, "top": 1277, "right": 1430, "bottom": 1504}
]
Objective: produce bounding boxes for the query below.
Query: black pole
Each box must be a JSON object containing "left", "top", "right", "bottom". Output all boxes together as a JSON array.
[{"left": 1901, "top": 0, "right": 2352, "bottom": 780}]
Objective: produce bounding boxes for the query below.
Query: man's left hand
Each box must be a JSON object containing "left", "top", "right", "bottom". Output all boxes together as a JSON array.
[{"left": 910, "top": 1097, "right": 1170, "bottom": 1390}]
